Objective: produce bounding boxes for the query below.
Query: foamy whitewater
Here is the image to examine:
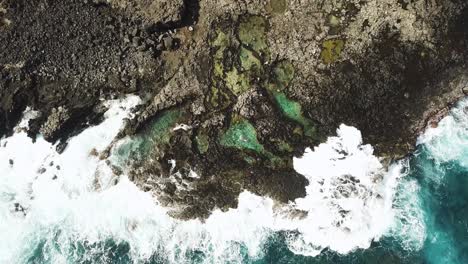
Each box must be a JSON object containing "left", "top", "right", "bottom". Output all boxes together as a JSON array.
[
  {"left": 417, "top": 99, "right": 468, "bottom": 168},
  {"left": 3, "top": 95, "right": 464, "bottom": 264}
]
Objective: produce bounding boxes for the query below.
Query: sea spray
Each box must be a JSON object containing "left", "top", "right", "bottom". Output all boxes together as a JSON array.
[
  {"left": 0, "top": 95, "right": 142, "bottom": 263},
  {"left": 0, "top": 97, "right": 424, "bottom": 263},
  {"left": 281, "top": 125, "right": 404, "bottom": 256},
  {"left": 417, "top": 99, "right": 468, "bottom": 168},
  {"left": 388, "top": 166, "right": 426, "bottom": 253},
  {"left": 411, "top": 98, "right": 468, "bottom": 264}
]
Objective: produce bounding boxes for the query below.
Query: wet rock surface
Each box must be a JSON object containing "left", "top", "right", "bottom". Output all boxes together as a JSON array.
[{"left": 1, "top": 0, "right": 468, "bottom": 219}]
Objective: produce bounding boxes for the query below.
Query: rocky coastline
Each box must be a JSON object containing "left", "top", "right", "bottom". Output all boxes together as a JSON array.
[{"left": 1, "top": 0, "right": 468, "bottom": 219}]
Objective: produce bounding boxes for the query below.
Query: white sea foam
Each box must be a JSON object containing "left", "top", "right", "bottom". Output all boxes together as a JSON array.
[
  {"left": 0, "top": 95, "right": 142, "bottom": 262},
  {"left": 392, "top": 97, "right": 468, "bottom": 253},
  {"left": 390, "top": 175, "right": 426, "bottom": 252},
  {"left": 278, "top": 125, "right": 404, "bottom": 256},
  {"left": 16, "top": 107, "right": 40, "bottom": 130},
  {"left": 0, "top": 98, "right": 424, "bottom": 263},
  {"left": 417, "top": 98, "right": 468, "bottom": 168}
]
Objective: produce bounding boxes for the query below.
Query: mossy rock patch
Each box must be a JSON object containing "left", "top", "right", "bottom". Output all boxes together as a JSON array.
[
  {"left": 266, "top": 0, "right": 288, "bottom": 14},
  {"left": 321, "top": 39, "right": 345, "bottom": 64},
  {"left": 238, "top": 15, "right": 269, "bottom": 58},
  {"left": 273, "top": 60, "right": 295, "bottom": 89},
  {"left": 225, "top": 67, "right": 250, "bottom": 96},
  {"left": 209, "top": 15, "right": 271, "bottom": 108},
  {"left": 239, "top": 46, "right": 262, "bottom": 73},
  {"left": 195, "top": 131, "right": 210, "bottom": 154}
]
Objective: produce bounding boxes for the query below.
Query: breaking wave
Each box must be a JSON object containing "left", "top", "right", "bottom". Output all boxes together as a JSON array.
[
  {"left": 0, "top": 96, "right": 436, "bottom": 263},
  {"left": 412, "top": 98, "right": 468, "bottom": 264}
]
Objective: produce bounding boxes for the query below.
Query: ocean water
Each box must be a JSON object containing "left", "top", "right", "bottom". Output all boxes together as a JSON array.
[{"left": 0, "top": 96, "right": 466, "bottom": 264}]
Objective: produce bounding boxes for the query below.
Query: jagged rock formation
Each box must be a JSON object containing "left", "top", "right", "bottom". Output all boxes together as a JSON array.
[{"left": 1, "top": 0, "right": 468, "bottom": 219}]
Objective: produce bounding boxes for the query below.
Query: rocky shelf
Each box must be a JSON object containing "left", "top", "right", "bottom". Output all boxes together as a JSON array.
[{"left": 1, "top": 0, "right": 468, "bottom": 219}]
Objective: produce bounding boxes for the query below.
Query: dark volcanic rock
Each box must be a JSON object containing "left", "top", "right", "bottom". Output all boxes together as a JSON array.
[
  {"left": 108, "top": 0, "right": 185, "bottom": 26},
  {"left": 0, "top": 0, "right": 174, "bottom": 139},
  {"left": 1, "top": 0, "right": 468, "bottom": 219}
]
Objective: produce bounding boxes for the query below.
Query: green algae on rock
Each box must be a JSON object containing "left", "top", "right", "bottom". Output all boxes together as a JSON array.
[
  {"left": 272, "top": 60, "right": 295, "bottom": 90},
  {"left": 225, "top": 68, "right": 250, "bottom": 96},
  {"left": 195, "top": 131, "right": 210, "bottom": 154},
  {"left": 321, "top": 39, "right": 345, "bottom": 64},
  {"left": 209, "top": 29, "right": 236, "bottom": 107},
  {"left": 212, "top": 29, "right": 231, "bottom": 78},
  {"left": 209, "top": 85, "right": 231, "bottom": 109},
  {"left": 238, "top": 15, "right": 269, "bottom": 58},
  {"left": 328, "top": 14, "right": 341, "bottom": 27},
  {"left": 273, "top": 139, "right": 294, "bottom": 153},
  {"left": 266, "top": 0, "right": 288, "bottom": 14},
  {"left": 208, "top": 15, "right": 270, "bottom": 107},
  {"left": 239, "top": 46, "right": 263, "bottom": 73}
]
